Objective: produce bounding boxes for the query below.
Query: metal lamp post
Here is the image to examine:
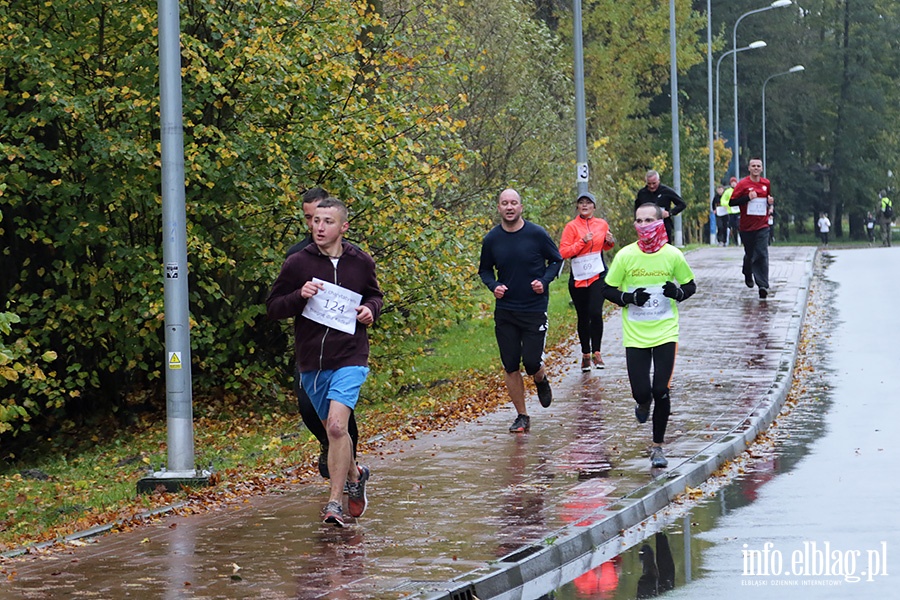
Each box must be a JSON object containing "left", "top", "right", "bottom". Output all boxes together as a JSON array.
[
  {"left": 733, "top": 0, "right": 792, "bottom": 179},
  {"left": 707, "top": 0, "right": 714, "bottom": 244},
  {"left": 716, "top": 41, "right": 766, "bottom": 137},
  {"left": 670, "top": 0, "right": 683, "bottom": 246},
  {"left": 137, "top": 0, "right": 210, "bottom": 494},
  {"left": 573, "top": 0, "right": 589, "bottom": 198},
  {"left": 762, "top": 65, "right": 804, "bottom": 177}
]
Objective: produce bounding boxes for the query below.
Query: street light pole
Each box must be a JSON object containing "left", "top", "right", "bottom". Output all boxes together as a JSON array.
[
  {"left": 573, "top": 0, "right": 589, "bottom": 198},
  {"left": 733, "top": 0, "right": 792, "bottom": 179},
  {"left": 138, "top": 0, "right": 210, "bottom": 494},
  {"left": 716, "top": 41, "right": 766, "bottom": 137},
  {"left": 707, "top": 0, "right": 715, "bottom": 244},
  {"left": 762, "top": 65, "right": 804, "bottom": 178},
  {"left": 670, "top": 0, "right": 683, "bottom": 246}
]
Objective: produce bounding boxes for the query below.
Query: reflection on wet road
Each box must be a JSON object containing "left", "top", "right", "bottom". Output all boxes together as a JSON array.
[{"left": 556, "top": 248, "right": 900, "bottom": 599}]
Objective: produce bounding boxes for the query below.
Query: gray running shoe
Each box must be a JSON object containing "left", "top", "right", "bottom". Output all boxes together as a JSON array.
[
  {"left": 650, "top": 446, "right": 668, "bottom": 469},
  {"left": 347, "top": 465, "right": 370, "bottom": 518},
  {"left": 323, "top": 500, "right": 345, "bottom": 527}
]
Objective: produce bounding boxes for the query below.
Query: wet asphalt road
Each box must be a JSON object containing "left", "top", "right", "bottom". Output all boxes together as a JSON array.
[{"left": 641, "top": 247, "right": 900, "bottom": 599}]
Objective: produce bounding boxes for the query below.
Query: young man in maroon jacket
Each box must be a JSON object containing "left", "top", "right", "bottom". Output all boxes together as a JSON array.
[
  {"left": 730, "top": 158, "right": 775, "bottom": 299},
  {"left": 267, "top": 197, "right": 383, "bottom": 527}
]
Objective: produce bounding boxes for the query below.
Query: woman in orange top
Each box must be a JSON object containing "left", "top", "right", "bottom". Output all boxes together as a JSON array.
[{"left": 559, "top": 192, "right": 616, "bottom": 371}]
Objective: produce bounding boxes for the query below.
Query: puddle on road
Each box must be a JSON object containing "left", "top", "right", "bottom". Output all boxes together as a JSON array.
[{"left": 547, "top": 270, "right": 835, "bottom": 600}]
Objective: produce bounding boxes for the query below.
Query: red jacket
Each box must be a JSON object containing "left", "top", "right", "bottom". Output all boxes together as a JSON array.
[{"left": 559, "top": 216, "right": 614, "bottom": 287}]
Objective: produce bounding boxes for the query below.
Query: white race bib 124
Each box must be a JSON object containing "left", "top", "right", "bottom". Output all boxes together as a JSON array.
[{"left": 301, "top": 278, "right": 362, "bottom": 335}]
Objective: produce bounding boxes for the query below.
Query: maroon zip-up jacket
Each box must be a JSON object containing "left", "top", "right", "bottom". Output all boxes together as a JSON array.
[{"left": 266, "top": 241, "right": 383, "bottom": 373}]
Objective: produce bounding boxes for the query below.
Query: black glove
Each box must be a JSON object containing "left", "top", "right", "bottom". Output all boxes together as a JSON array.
[
  {"left": 622, "top": 287, "right": 650, "bottom": 306},
  {"left": 662, "top": 281, "right": 684, "bottom": 301}
]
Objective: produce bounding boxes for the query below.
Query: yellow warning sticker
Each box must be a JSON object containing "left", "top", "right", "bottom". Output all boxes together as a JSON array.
[{"left": 168, "top": 352, "right": 182, "bottom": 370}]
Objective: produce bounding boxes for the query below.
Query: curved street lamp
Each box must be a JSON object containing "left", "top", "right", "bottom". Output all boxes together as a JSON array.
[
  {"left": 716, "top": 40, "right": 766, "bottom": 137},
  {"left": 733, "top": 0, "right": 792, "bottom": 179},
  {"left": 762, "top": 65, "right": 805, "bottom": 177}
]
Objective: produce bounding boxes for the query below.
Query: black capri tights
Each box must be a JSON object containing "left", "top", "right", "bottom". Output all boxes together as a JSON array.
[
  {"left": 568, "top": 275, "right": 605, "bottom": 355},
  {"left": 625, "top": 342, "right": 677, "bottom": 444}
]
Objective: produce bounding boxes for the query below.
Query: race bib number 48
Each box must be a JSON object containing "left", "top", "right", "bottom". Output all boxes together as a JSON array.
[{"left": 301, "top": 278, "right": 362, "bottom": 335}]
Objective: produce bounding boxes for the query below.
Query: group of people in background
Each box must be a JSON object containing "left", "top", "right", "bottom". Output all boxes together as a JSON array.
[
  {"left": 478, "top": 172, "right": 696, "bottom": 471},
  {"left": 265, "top": 155, "right": 896, "bottom": 527}
]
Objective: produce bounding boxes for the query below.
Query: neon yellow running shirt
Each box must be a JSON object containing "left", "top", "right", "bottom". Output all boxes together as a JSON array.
[{"left": 604, "top": 243, "right": 695, "bottom": 348}]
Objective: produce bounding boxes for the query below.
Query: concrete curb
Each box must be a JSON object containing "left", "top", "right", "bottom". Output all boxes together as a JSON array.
[{"left": 416, "top": 250, "right": 817, "bottom": 600}]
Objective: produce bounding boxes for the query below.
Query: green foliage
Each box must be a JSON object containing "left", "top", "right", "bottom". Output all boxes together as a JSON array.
[
  {"left": 4, "top": 0, "right": 895, "bottom": 446},
  {"left": 703, "top": 0, "right": 900, "bottom": 239},
  {"left": 0, "top": 0, "right": 478, "bottom": 439}
]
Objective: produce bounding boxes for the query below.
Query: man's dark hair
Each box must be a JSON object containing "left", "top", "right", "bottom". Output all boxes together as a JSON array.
[
  {"left": 316, "top": 197, "right": 349, "bottom": 222},
  {"left": 302, "top": 187, "right": 329, "bottom": 204}
]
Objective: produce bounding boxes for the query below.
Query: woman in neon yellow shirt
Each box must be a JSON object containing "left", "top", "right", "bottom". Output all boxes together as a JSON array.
[{"left": 602, "top": 203, "right": 696, "bottom": 469}]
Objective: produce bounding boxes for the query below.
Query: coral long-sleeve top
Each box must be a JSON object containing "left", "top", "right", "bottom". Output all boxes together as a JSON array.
[{"left": 559, "top": 215, "right": 615, "bottom": 287}]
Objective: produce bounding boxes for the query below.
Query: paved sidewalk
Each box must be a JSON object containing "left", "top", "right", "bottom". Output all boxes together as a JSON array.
[{"left": 0, "top": 246, "right": 816, "bottom": 600}]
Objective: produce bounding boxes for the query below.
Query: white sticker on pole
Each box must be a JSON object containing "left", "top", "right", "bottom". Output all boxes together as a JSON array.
[
  {"left": 576, "top": 162, "right": 589, "bottom": 182},
  {"left": 301, "top": 278, "right": 362, "bottom": 335},
  {"left": 168, "top": 352, "right": 182, "bottom": 370}
]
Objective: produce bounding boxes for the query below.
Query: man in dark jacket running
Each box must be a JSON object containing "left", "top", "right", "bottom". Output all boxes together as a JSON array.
[
  {"left": 267, "top": 197, "right": 383, "bottom": 527},
  {"left": 634, "top": 170, "right": 687, "bottom": 244}
]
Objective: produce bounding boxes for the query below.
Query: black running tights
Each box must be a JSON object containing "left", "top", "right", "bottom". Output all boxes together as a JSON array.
[{"left": 625, "top": 342, "right": 677, "bottom": 444}]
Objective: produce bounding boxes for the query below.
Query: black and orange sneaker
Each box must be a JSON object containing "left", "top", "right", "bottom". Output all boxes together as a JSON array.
[{"left": 508, "top": 414, "right": 531, "bottom": 433}]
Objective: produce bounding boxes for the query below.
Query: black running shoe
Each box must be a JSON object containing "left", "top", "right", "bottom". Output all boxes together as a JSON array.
[
  {"left": 317, "top": 446, "right": 329, "bottom": 479},
  {"left": 634, "top": 402, "right": 651, "bottom": 424},
  {"left": 536, "top": 378, "right": 553, "bottom": 408},
  {"left": 509, "top": 414, "right": 531, "bottom": 433}
]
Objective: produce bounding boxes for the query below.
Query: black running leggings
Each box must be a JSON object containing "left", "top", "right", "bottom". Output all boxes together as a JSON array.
[
  {"left": 568, "top": 275, "right": 605, "bottom": 355},
  {"left": 625, "top": 342, "right": 677, "bottom": 444}
]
